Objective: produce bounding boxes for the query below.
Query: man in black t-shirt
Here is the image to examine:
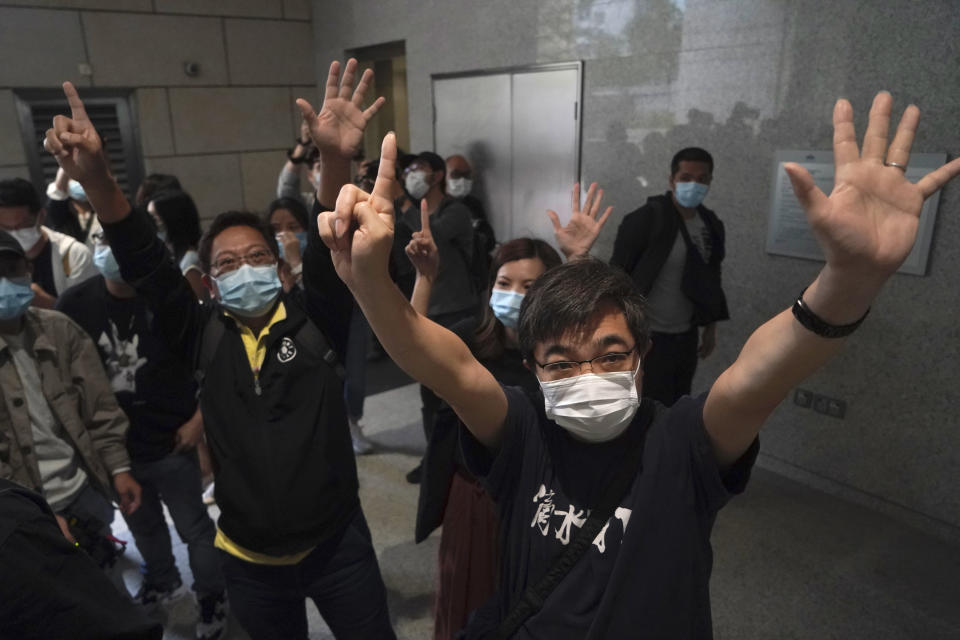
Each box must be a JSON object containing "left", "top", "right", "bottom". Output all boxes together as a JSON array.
[
  {"left": 57, "top": 231, "right": 228, "bottom": 640},
  {"left": 315, "top": 92, "right": 960, "bottom": 638}
]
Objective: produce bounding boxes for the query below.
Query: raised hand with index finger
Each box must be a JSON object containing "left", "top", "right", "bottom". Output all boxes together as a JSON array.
[
  {"left": 44, "top": 82, "right": 111, "bottom": 189},
  {"left": 405, "top": 199, "right": 440, "bottom": 281}
]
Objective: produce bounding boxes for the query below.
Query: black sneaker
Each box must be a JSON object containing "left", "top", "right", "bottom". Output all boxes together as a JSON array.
[
  {"left": 196, "top": 590, "right": 228, "bottom": 640},
  {"left": 405, "top": 463, "right": 422, "bottom": 484},
  {"left": 134, "top": 578, "right": 187, "bottom": 609}
]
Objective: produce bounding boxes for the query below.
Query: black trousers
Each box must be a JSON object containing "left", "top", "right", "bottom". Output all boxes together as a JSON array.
[
  {"left": 219, "top": 509, "right": 395, "bottom": 640},
  {"left": 642, "top": 327, "right": 699, "bottom": 407}
]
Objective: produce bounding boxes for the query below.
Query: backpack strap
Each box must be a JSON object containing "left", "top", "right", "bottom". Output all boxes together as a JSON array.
[
  {"left": 489, "top": 407, "right": 651, "bottom": 639},
  {"left": 294, "top": 317, "right": 346, "bottom": 381},
  {"left": 194, "top": 313, "right": 225, "bottom": 387},
  {"left": 490, "top": 405, "right": 649, "bottom": 640}
]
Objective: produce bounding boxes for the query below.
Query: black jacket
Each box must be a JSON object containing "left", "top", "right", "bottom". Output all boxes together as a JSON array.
[
  {"left": 56, "top": 276, "right": 198, "bottom": 462},
  {"left": 0, "top": 479, "right": 162, "bottom": 639},
  {"left": 102, "top": 202, "right": 358, "bottom": 556},
  {"left": 610, "top": 192, "right": 729, "bottom": 327}
]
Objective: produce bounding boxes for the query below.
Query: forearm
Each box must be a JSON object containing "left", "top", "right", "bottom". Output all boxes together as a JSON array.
[
  {"left": 353, "top": 273, "right": 506, "bottom": 445},
  {"left": 318, "top": 151, "right": 351, "bottom": 214},
  {"left": 705, "top": 266, "right": 872, "bottom": 464},
  {"left": 410, "top": 274, "right": 434, "bottom": 315},
  {"left": 278, "top": 163, "right": 301, "bottom": 200},
  {"left": 82, "top": 175, "right": 131, "bottom": 225}
]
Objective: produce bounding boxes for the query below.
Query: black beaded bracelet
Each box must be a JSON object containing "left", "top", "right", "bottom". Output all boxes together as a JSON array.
[
  {"left": 791, "top": 287, "right": 869, "bottom": 338},
  {"left": 287, "top": 148, "right": 308, "bottom": 164}
]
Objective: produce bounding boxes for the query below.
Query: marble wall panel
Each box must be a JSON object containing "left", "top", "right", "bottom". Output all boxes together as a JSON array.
[
  {"left": 168, "top": 87, "right": 293, "bottom": 154},
  {"left": 83, "top": 12, "right": 229, "bottom": 87},
  {"left": 135, "top": 88, "right": 175, "bottom": 157},
  {"left": 0, "top": 7, "right": 89, "bottom": 88},
  {"left": 154, "top": 0, "right": 281, "bottom": 18},
  {"left": 225, "top": 19, "right": 314, "bottom": 86},
  {"left": 0, "top": 91, "right": 27, "bottom": 167}
]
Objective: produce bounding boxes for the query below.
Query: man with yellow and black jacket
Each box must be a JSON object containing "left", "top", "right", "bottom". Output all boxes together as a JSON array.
[{"left": 46, "top": 59, "right": 396, "bottom": 640}]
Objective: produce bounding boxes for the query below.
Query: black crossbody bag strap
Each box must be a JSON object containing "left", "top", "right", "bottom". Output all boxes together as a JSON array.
[{"left": 489, "top": 422, "right": 649, "bottom": 640}]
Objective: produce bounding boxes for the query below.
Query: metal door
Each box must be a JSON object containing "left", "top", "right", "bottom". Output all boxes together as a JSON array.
[{"left": 433, "top": 63, "right": 582, "bottom": 248}]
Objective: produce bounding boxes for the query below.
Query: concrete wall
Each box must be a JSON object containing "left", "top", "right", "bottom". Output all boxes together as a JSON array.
[
  {"left": 313, "top": 0, "right": 960, "bottom": 539},
  {"left": 0, "top": 0, "right": 316, "bottom": 224}
]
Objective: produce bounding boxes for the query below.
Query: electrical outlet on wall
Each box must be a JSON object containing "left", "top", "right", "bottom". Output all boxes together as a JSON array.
[
  {"left": 794, "top": 388, "right": 813, "bottom": 408},
  {"left": 812, "top": 393, "right": 846, "bottom": 419},
  {"left": 793, "top": 388, "right": 846, "bottom": 419}
]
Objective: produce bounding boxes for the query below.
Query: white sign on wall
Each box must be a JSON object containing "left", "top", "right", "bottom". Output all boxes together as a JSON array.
[{"left": 766, "top": 150, "right": 946, "bottom": 276}]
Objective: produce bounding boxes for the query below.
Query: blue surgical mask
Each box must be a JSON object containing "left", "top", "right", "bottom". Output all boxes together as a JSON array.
[
  {"left": 93, "top": 245, "right": 123, "bottom": 282},
  {"left": 215, "top": 263, "right": 282, "bottom": 318},
  {"left": 489, "top": 289, "right": 525, "bottom": 329},
  {"left": 0, "top": 276, "right": 35, "bottom": 320},
  {"left": 674, "top": 182, "right": 709, "bottom": 208},
  {"left": 68, "top": 180, "right": 88, "bottom": 203},
  {"left": 276, "top": 232, "right": 308, "bottom": 257}
]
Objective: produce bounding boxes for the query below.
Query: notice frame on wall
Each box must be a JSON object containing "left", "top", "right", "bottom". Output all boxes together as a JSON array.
[{"left": 766, "top": 150, "right": 946, "bottom": 276}]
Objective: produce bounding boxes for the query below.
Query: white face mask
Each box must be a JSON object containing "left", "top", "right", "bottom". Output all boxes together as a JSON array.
[
  {"left": 8, "top": 225, "right": 42, "bottom": 252},
  {"left": 538, "top": 361, "right": 641, "bottom": 443},
  {"left": 447, "top": 177, "right": 473, "bottom": 198},
  {"left": 405, "top": 170, "right": 431, "bottom": 200}
]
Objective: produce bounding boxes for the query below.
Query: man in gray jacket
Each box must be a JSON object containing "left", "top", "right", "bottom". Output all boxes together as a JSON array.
[{"left": 0, "top": 229, "right": 140, "bottom": 564}]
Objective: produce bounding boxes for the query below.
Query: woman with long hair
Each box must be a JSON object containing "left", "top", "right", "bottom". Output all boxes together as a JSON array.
[{"left": 148, "top": 189, "right": 205, "bottom": 301}]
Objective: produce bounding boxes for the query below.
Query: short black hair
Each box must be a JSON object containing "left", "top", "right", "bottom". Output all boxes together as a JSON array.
[
  {"left": 0, "top": 178, "right": 41, "bottom": 214},
  {"left": 415, "top": 151, "right": 445, "bottom": 174},
  {"left": 518, "top": 258, "right": 649, "bottom": 361},
  {"left": 266, "top": 197, "right": 310, "bottom": 232},
  {"left": 136, "top": 173, "right": 182, "bottom": 206},
  {"left": 198, "top": 211, "right": 279, "bottom": 273},
  {"left": 670, "top": 147, "right": 714, "bottom": 176},
  {"left": 151, "top": 190, "right": 202, "bottom": 262}
]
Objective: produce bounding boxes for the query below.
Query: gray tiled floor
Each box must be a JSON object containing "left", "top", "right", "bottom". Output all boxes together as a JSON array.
[{"left": 113, "top": 383, "right": 960, "bottom": 639}]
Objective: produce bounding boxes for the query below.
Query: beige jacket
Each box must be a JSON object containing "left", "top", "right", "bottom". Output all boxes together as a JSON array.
[
  {"left": 0, "top": 308, "right": 130, "bottom": 497},
  {"left": 43, "top": 226, "right": 98, "bottom": 296}
]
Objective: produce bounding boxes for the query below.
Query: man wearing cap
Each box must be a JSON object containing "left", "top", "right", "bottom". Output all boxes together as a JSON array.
[
  {"left": 0, "top": 229, "right": 140, "bottom": 573},
  {"left": 0, "top": 177, "right": 97, "bottom": 308}
]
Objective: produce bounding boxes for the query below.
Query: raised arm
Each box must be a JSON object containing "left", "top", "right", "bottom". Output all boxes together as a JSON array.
[
  {"left": 405, "top": 199, "right": 440, "bottom": 315},
  {"left": 704, "top": 92, "right": 960, "bottom": 467},
  {"left": 296, "top": 59, "right": 385, "bottom": 209},
  {"left": 44, "top": 82, "right": 204, "bottom": 362},
  {"left": 548, "top": 181, "right": 613, "bottom": 261},
  {"left": 319, "top": 134, "right": 508, "bottom": 448}
]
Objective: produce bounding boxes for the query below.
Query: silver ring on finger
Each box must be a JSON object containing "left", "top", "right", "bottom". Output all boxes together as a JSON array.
[{"left": 884, "top": 161, "right": 907, "bottom": 171}]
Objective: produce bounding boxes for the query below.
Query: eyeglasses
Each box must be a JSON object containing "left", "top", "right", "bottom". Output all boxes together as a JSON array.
[
  {"left": 211, "top": 248, "right": 275, "bottom": 275},
  {"left": 534, "top": 346, "right": 639, "bottom": 381}
]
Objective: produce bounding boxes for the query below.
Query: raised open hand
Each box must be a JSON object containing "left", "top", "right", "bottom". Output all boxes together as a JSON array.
[
  {"left": 405, "top": 199, "right": 440, "bottom": 280},
  {"left": 318, "top": 133, "right": 398, "bottom": 291},
  {"left": 43, "top": 82, "right": 111, "bottom": 187},
  {"left": 296, "top": 59, "right": 386, "bottom": 160},
  {"left": 548, "top": 182, "right": 614, "bottom": 260},
  {"left": 784, "top": 92, "right": 960, "bottom": 284}
]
